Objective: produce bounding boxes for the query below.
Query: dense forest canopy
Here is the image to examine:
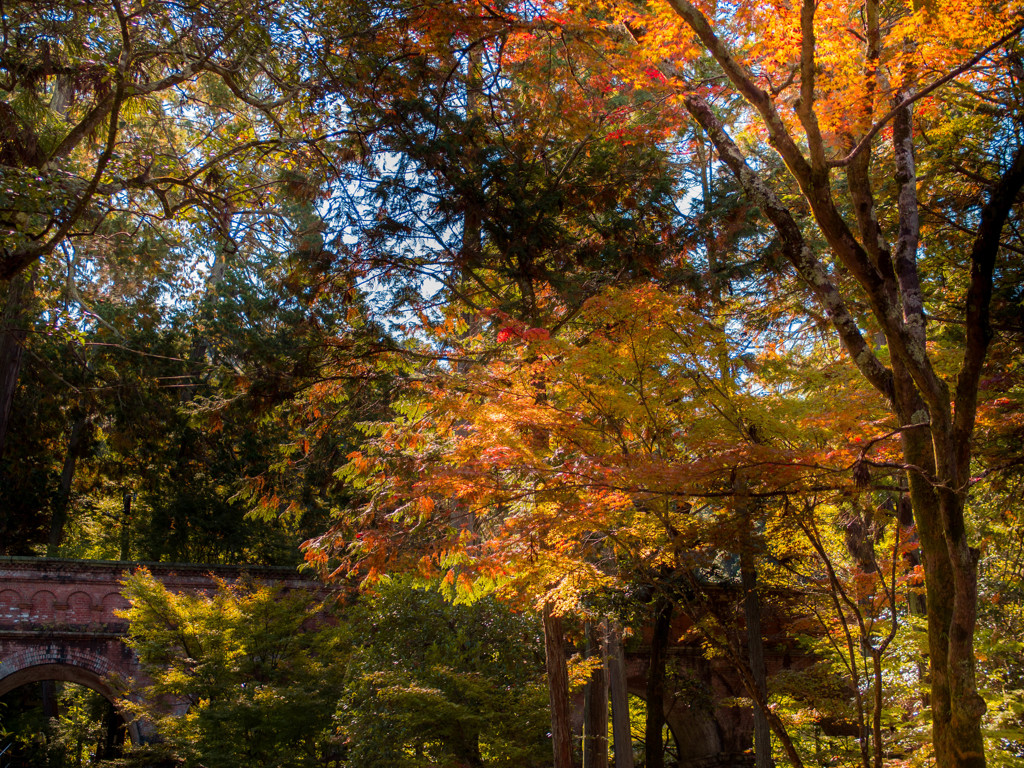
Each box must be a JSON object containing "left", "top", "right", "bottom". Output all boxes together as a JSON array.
[{"left": 1, "top": 0, "right": 1023, "bottom": 766}]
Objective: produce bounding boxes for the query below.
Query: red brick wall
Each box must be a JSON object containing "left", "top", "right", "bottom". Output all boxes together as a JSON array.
[{"left": 0, "top": 558, "right": 314, "bottom": 706}]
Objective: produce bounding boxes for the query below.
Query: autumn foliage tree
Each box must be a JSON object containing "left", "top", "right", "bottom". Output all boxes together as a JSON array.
[
  {"left": 4, "top": 0, "right": 1023, "bottom": 765},
  {"left": 296, "top": 11, "right": 695, "bottom": 764},
  {"left": 329, "top": 283, "right": 903, "bottom": 763},
  {"left": 303, "top": 2, "right": 1024, "bottom": 765},
  {"left": 523, "top": 0, "right": 1024, "bottom": 764}
]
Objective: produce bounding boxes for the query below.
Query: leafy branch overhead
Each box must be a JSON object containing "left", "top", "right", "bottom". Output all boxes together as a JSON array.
[{"left": 2, "top": 0, "right": 1024, "bottom": 766}]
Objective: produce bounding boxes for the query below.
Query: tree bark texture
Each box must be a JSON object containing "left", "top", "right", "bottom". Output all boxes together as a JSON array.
[
  {"left": 544, "top": 603, "right": 574, "bottom": 768},
  {"left": 584, "top": 623, "right": 609, "bottom": 768},
  {"left": 602, "top": 618, "right": 636, "bottom": 768},
  {"left": 0, "top": 270, "right": 34, "bottom": 460},
  {"left": 645, "top": 598, "right": 673, "bottom": 768},
  {"left": 677, "top": 82, "right": 1024, "bottom": 766},
  {"left": 47, "top": 413, "right": 90, "bottom": 557},
  {"left": 740, "top": 546, "right": 774, "bottom": 768},
  {"left": 97, "top": 699, "right": 126, "bottom": 761}
]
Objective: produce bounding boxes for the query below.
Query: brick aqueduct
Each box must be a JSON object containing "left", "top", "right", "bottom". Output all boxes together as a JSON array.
[
  {"left": 0, "top": 557, "right": 756, "bottom": 765},
  {"left": 0, "top": 557, "right": 314, "bottom": 744}
]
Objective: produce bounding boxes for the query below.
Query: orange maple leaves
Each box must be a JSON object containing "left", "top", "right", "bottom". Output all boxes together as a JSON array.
[{"left": 319, "top": 284, "right": 902, "bottom": 610}]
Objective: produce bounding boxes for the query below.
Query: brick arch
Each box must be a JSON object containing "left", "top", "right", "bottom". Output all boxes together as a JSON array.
[
  {"left": 0, "top": 644, "right": 144, "bottom": 744},
  {"left": 1, "top": 557, "right": 320, "bottom": 749},
  {"left": 0, "top": 644, "right": 123, "bottom": 698}
]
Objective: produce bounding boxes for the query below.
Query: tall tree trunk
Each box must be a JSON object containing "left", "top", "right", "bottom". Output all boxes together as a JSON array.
[
  {"left": 933, "top": 484, "right": 985, "bottom": 768},
  {"left": 891, "top": 376, "right": 986, "bottom": 767},
  {"left": 740, "top": 545, "right": 774, "bottom": 768},
  {"left": 544, "top": 603, "right": 574, "bottom": 768},
  {"left": 676, "top": 92, "right": 1024, "bottom": 767},
  {"left": 46, "top": 412, "right": 89, "bottom": 557},
  {"left": 584, "top": 622, "right": 609, "bottom": 768},
  {"left": 451, "top": 724, "right": 484, "bottom": 768},
  {"left": 896, "top": 476, "right": 929, "bottom": 712},
  {"left": 602, "top": 619, "right": 635, "bottom": 768},
  {"left": 97, "top": 699, "right": 125, "bottom": 761},
  {"left": 0, "top": 269, "right": 34, "bottom": 459},
  {"left": 40, "top": 680, "right": 58, "bottom": 718},
  {"left": 892, "top": 377, "right": 959, "bottom": 765},
  {"left": 869, "top": 648, "right": 886, "bottom": 768},
  {"left": 645, "top": 598, "right": 673, "bottom": 768}
]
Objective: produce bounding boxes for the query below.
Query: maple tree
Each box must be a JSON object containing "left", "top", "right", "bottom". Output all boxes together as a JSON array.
[
  {"left": 116, "top": 569, "right": 549, "bottom": 768},
  {"left": 331, "top": 283, "right": 881, "bottom": 761},
  {"left": 119, "top": 569, "right": 348, "bottom": 767},
  {"left": 299, "top": 6, "right": 929, "bottom": 763},
  {"left": 508, "top": 0, "right": 1024, "bottom": 763},
  {"left": 293, "top": 12, "right": 695, "bottom": 764},
  {"left": 3, "top": 0, "right": 1023, "bottom": 764},
  {"left": 330, "top": 257, "right": 1021, "bottom": 767}
]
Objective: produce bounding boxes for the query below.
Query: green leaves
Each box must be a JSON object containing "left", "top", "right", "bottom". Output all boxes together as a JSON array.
[
  {"left": 117, "top": 571, "right": 549, "bottom": 768},
  {"left": 119, "top": 569, "right": 348, "bottom": 768},
  {"left": 336, "top": 579, "right": 550, "bottom": 768}
]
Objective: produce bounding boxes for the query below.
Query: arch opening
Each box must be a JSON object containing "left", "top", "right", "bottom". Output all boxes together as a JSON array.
[
  {"left": 0, "top": 676, "right": 132, "bottom": 766},
  {"left": 0, "top": 663, "right": 121, "bottom": 701}
]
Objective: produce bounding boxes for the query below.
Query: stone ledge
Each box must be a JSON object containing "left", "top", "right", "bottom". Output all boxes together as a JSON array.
[{"left": 0, "top": 627, "right": 128, "bottom": 639}]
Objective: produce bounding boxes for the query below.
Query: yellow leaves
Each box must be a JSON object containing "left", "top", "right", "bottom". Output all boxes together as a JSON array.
[
  {"left": 567, "top": 653, "right": 605, "bottom": 692},
  {"left": 456, "top": 572, "right": 475, "bottom": 596},
  {"left": 908, "top": 0, "right": 1017, "bottom": 62},
  {"left": 334, "top": 278, "right": 914, "bottom": 629},
  {"left": 626, "top": 0, "right": 1019, "bottom": 153}
]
